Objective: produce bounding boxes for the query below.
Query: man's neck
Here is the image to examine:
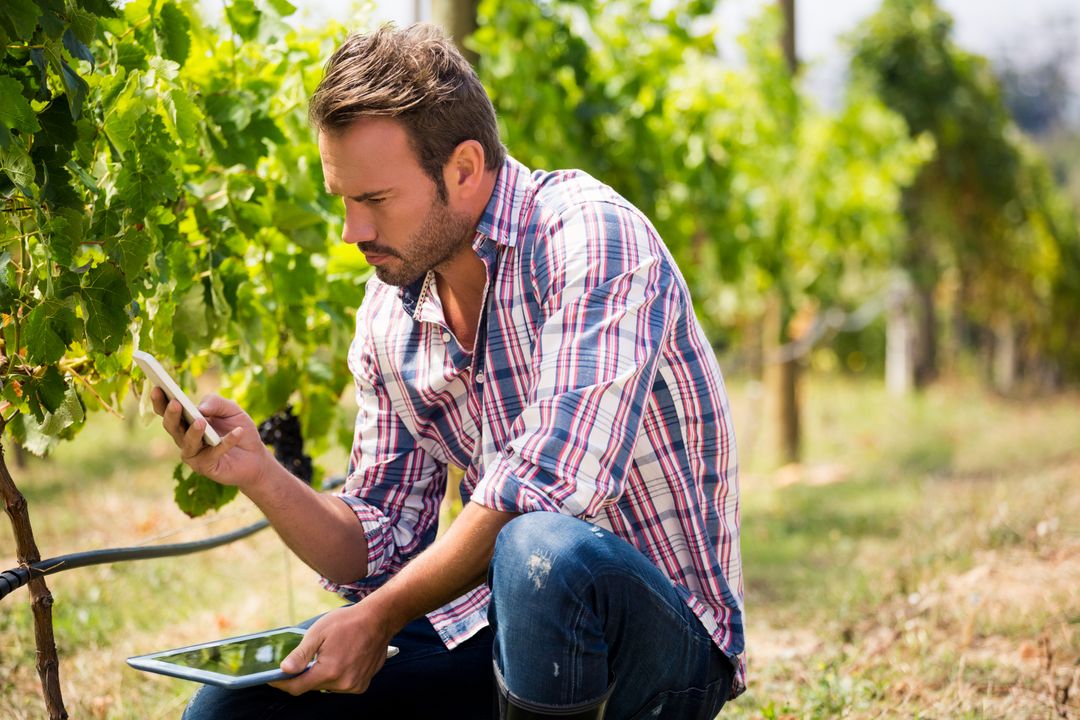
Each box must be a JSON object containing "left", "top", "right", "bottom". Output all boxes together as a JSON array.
[
  {"left": 435, "top": 251, "right": 486, "bottom": 352},
  {"left": 433, "top": 168, "right": 498, "bottom": 351}
]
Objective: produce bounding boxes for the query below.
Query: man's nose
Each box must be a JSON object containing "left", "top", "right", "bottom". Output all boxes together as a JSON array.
[{"left": 342, "top": 214, "right": 377, "bottom": 245}]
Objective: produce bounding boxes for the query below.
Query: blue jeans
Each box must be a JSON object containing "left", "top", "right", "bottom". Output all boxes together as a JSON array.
[
  {"left": 183, "top": 513, "right": 734, "bottom": 719},
  {"left": 181, "top": 617, "right": 495, "bottom": 719},
  {"left": 490, "top": 513, "right": 734, "bottom": 718}
]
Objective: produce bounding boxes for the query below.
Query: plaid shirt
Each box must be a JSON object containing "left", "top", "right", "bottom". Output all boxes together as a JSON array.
[{"left": 325, "top": 157, "right": 745, "bottom": 695}]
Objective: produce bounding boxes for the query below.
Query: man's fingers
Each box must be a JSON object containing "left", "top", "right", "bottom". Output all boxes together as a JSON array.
[
  {"left": 180, "top": 415, "right": 208, "bottom": 457},
  {"left": 281, "top": 632, "right": 318, "bottom": 675},
  {"left": 196, "top": 393, "right": 238, "bottom": 418},
  {"left": 150, "top": 387, "right": 168, "bottom": 416},
  {"left": 161, "top": 399, "right": 188, "bottom": 445},
  {"left": 269, "top": 634, "right": 324, "bottom": 695}
]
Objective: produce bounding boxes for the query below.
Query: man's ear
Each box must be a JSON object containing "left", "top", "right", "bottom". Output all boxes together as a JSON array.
[{"left": 443, "top": 140, "right": 486, "bottom": 202}]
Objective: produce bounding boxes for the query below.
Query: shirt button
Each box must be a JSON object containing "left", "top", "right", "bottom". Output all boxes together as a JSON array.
[
  {"left": 475, "top": 371, "right": 485, "bottom": 384},
  {"left": 442, "top": 332, "right": 452, "bottom": 343}
]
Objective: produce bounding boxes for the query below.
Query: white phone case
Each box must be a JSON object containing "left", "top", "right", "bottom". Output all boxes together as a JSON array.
[{"left": 133, "top": 350, "right": 222, "bottom": 447}]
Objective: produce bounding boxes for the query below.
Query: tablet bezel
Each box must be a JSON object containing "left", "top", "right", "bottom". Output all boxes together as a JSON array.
[{"left": 126, "top": 626, "right": 311, "bottom": 689}]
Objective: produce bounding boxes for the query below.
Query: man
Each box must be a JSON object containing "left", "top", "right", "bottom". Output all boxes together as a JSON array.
[{"left": 155, "top": 23, "right": 743, "bottom": 720}]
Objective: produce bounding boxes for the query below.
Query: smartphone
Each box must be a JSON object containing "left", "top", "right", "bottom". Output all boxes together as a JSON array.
[
  {"left": 132, "top": 350, "right": 222, "bottom": 447},
  {"left": 127, "top": 626, "right": 400, "bottom": 688}
]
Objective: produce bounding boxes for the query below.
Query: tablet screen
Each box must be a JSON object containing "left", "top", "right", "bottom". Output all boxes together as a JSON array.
[{"left": 156, "top": 629, "right": 304, "bottom": 677}]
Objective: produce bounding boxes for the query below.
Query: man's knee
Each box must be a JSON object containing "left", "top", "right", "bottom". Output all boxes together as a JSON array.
[{"left": 490, "top": 512, "right": 602, "bottom": 602}]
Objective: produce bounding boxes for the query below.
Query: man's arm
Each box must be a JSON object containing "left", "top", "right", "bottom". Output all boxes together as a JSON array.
[
  {"left": 272, "top": 501, "right": 517, "bottom": 695},
  {"left": 155, "top": 390, "right": 369, "bottom": 583}
]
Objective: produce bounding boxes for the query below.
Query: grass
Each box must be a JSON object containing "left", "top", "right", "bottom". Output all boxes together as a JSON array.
[
  {"left": 727, "top": 375, "right": 1080, "bottom": 719},
  {"left": 1, "top": 373, "right": 1078, "bottom": 718}
]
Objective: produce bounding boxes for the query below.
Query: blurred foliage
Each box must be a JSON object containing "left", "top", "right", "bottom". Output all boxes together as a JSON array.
[
  {"left": 849, "top": 0, "right": 1080, "bottom": 383},
  {"left": 472, "top": 0, "right": 928, "bottom": 353},
  {"left": 0, "top": 0, "right": 368, "bottom": 514}
]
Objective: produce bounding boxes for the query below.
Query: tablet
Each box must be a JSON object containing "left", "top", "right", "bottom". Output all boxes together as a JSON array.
[
  {"left": 132, "top": 350, "right": 222, "bottom": 447},
  {"left": 127, "top": 626, "right": 401, "bottom": 689}
]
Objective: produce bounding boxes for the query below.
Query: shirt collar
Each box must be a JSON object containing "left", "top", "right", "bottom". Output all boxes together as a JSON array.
[{"left": 475, "top": 155, "right": 535, "bottom": 250}]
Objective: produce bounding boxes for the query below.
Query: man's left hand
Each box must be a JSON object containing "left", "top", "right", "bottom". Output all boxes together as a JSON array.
[{"left": 269, "top": 603, "right": 396, "bottom": 695}]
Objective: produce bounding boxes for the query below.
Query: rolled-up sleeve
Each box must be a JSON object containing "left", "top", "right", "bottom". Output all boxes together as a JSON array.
[
  {"left": 472, "top": 200, "right": 679, "bottom": 519},
  {"left": 321, "top": 326, "right": 445, "bottom": 598}
]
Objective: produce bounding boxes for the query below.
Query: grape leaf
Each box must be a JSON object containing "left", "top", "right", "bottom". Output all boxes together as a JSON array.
[
  {"left": 0, "top": 76, "right": 40, "bottom": 149},
  {"left": 157, "top": 3, "right": 191, "bottom": 66},
  {"left": 77, "top": 0, "right": 120, "bottom": 18},
  {"left": 172, "top": 282, "right": 209, "bottom": 355},
  {"left": 62, "top": 28, "right": 95, "bottom": 68},
  {"left": 80, "top": 262, "right": 130, "bottom": 353},
  {"left": 68, "top": 6, "right": 98, "bottom": 44},
  {"left": 106, "top": 223, "right": 154, "bottom": 281},
  {"left": 173, "top": 464, "right": 238, "bottom": 518},
  {"left": 16, "top": 385, "right": 85, "bottom": 455},
  {"left": 24, "top": 300, "right": 78, "bottom": 365},
  {"left": 0, "top": 139, "right": 35, "bottom": 190},
  {"left": 224, "top": 0, "right": 259, "bottom": 42},
  {"left": 0, "top": 0, "right": 41, "bottom": 39},
  {"left": 59, "top": 60, "right": 90, "bottom": 120},
  {"left": 32, "top": 365, "right": 67, "bottom": 414}
]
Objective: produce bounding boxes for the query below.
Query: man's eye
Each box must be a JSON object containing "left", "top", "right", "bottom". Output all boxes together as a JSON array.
[{"left": 367, "top": 197, "right": 386, "bottom": 205}]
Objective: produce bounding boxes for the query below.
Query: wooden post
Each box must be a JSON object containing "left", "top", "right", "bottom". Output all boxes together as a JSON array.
[
  {"left": 0, "top": 429, "right": 68, "bottom": 719},
  {"left": 770, "top": 0, "right": 801, "bottom": 465},
  {"left": 993, "top": 316, "right": 1017, "bottom": 394},
  {"left": 886, "top": 272, "right": 915, "bottom": 395},
  {"left": 430, "top": 0, "right": 479, "bottom": 64}
]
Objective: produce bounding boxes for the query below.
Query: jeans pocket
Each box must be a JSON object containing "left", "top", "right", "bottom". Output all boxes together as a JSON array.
[{"left": 628, "top": 675, "right": 729, "bottom": 720}]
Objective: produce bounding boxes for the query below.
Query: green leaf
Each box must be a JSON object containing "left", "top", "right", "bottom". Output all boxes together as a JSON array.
[
  {"left": 0, "top": 76, "right": 41, "bottom": 148},
  {"left": 173, "top": 464, "right": 239, "bottom": 517},
  {"left": 106, "top": 224, "right": 155, "bottom": 281},
  {"left": 37, "top": 0, "right": 65, "bottom": 38},
  {"left": 157, "top": 2, "right": 191, "bottom": 66},
  {"left": 68, "top": 7, "right": 98, "bottom": 44},
  {"left": 0, "top": 253, "right": 17, "bottom": 312},
  {"left": 164, "top": 87, "right": 200, "bottom": 141},
  {"left": 116, "top": 40, "right": 148, "bottom": 72},
  {"left": 173, "top": 281, "right": 209, "bottom": 355},
  {"left": 102, "top": 74, "right": 139, "bottom": 155},
  {"left": 224, "top": 0, "right": 259, "bottom": 41},
  {"left": 0, "top": 138, "right": 35, "bottom": 189},
  {"left": 17, "top": 384, "right": 85, "bottom": 455},
  {"left": 80, "top": 263, "right": 131, "bottom": 353},
  {"left": 59, "top": 61, "right": 90, "bottom": 120},
  {"left": 265, "top": 0, "right": 296, "bottom": 17},
  {"left": 34, "top": 98, "right": 79, "bottom": 148},
  {"left": 77, "top": 0, "right": 120, "bottom": 18},
  {"left": 33, "top": 365, "right": 67, "bottom": 414},
  {"left": 24, "top": 300, "right": 78, "bottom": 365},
  {"left": 0, "top": 0, "right": 41, "bottom": 38},
  {"left": 62, "top": 28, "right": 95, "bottom": 67},
  {"left": 43, "top": 207, "right": 85, "bottom": 267}
]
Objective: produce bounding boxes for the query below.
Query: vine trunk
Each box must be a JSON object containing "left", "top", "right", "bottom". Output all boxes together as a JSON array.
[{"left": 0, "top": 429, "right": 68, "bottom": 719}]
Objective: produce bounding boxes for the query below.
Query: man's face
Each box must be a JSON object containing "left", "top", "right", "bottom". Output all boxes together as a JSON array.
[{"left": 319, "top": 118, "right": 475, "bottom": 287}]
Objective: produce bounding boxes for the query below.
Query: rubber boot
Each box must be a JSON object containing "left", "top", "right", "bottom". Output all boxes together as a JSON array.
[{"left": 495, "top": 664, "right": 613, "bottom": 719}]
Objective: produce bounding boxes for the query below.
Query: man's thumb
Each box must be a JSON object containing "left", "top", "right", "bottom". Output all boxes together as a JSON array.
[{"left": 281, "top": 636, "right": 317, "bottom": 675}]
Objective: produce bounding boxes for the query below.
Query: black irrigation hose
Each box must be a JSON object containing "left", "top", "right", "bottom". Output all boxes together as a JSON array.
[
  {"left": 0, "top": 475, "right": 346, "bottom": 603},
  {"left": 0, "top": 519, "right": 270, "bottom": 602}
]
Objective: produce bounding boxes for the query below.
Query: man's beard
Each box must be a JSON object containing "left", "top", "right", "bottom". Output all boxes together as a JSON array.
[{"left": 368, "top": 199, "right": 476, "bottom": 288}]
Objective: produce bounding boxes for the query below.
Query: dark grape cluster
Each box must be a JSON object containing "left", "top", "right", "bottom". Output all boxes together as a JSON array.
[{"left": 258, "top": 407, "right": 314, "bottom": 485}]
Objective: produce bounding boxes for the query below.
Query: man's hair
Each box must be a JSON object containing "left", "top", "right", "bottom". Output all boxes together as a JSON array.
[{"left": 309, "top": 24, "right": 506, "bottom": 200}]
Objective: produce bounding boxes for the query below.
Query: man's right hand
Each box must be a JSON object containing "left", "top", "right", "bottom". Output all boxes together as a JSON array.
[{"left": 151, "top": 389, "right": 274, "bottom": 490}]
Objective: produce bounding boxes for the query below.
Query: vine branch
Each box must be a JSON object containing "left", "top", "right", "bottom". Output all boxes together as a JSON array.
[{"left": 0, "top": 417, "right": 68, "bottom": 719}]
